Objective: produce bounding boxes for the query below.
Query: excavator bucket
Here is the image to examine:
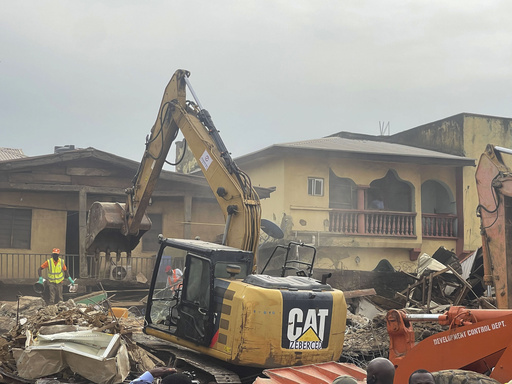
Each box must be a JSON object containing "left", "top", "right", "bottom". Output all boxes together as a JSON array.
[{"left": 85, "top": 202, "right": 151, "bottom": 255}]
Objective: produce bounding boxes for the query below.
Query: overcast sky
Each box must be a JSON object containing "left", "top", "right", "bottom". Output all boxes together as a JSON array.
[{"left": 2, "top": 1, "right": 512, "bottom": 166}]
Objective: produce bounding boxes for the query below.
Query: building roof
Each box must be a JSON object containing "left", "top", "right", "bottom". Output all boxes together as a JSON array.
[
  {"left": 0, "top": 148, "right": 27, "bottom": 161},
  {"left": 236, "top": 137, "right": 475, "bottom": 167},
  {"left": 0, "top": 147, "right": 273, "bottom": 198}
]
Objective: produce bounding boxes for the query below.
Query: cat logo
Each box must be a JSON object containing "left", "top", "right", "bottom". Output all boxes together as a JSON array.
[{"left": 287, "top": 308, "right": 329, "bottom": 349}]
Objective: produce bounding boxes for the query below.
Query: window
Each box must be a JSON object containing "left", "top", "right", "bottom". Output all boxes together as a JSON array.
[
  {"left": 142, "top": 213, "right": 163, "bottom": 252},
  {"left": 308, "top": 177, "right": 324, "bottom": 196},
  {"left": 0, "top": 208, "right": 32, "bottom": 249},
  {"left": 329, "top": 170, "right": 357, "bottom": 209}
]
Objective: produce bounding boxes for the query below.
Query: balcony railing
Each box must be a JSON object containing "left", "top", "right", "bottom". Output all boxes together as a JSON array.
[
  {"left": 328, "top": 210, "right": 458, "bottom": 239},
  {"left": 329, "top": 209, "right": 416, "bottom": 237},
  {"left": 422, "top": 213, "right": 457, "bottom": 238},
  {"left": 0, "top": 253, "right": 156, "bottom": 281}
]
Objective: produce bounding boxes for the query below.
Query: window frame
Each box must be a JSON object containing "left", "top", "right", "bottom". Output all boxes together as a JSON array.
[
  {"left": 0, "top": 208, "right": 32, "bottom": 249},
  {"left": 308, "top": 177, "right": 324, "bottom": 197}
]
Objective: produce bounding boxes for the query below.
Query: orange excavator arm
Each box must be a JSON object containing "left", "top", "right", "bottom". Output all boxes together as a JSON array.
[
  {"left": 86, "top": 70, "right": 261, "bottom": 261},
  {"left": 475, "top": 144, "right": 512, "bottom": 308},
  {"left": 387, "top": 307, "right": 512, "bottom": 383}
]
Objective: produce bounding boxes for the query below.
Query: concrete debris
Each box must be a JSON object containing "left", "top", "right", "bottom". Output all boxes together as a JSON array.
[
  {"left": 340, "top": 309, "right": 447, "bottom": 369},
  {"left": 0, "top": 296, "right": 162, "bottom": 384}
]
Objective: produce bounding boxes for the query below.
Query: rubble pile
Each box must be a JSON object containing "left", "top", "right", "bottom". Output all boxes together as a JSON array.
[
  {"left": 0, "top": 296, "right": 161, "bottom": 384},
  {"left": 340, "top": 310, "right": 447, "bottom": 369}
]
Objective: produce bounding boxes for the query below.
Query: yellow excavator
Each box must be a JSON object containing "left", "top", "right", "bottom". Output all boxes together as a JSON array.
[{"left": 85, "top": 69, "right": 347, "bottom": 383}]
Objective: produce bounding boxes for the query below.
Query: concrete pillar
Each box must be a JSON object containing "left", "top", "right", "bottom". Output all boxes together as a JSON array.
[
  {"left": 357, "top": 185, "right": 369, "bottom": 234},
  {"left": 79, "top": 188, "right": 88, "bottom": 278},
  {"left": 184, "top": 195, "right": 192, "bottom": 239}
]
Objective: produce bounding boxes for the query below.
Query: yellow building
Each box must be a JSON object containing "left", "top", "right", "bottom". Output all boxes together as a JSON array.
[
  {"left": 363, "top": 113, "right": 512, "bottom": 256},
  {"left": 0, "top": 147, "right": 271, "bottom": 285},
  {"left": 236, "top": 134, "right": 474, "bottom": 273}
]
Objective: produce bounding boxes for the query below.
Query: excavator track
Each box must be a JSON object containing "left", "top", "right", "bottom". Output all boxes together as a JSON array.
[
  {"left": 133, "top": 333, "right": 257, "bottom": 384},
  {"left": 433, "top": 370, "right": 501, "bottom": 384}
]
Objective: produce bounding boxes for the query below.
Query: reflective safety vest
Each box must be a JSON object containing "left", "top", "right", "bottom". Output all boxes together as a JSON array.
[
  {"left": 47, "top": 258, "right": 65, "bottom": 284},
  {"left": 167, "top": 269, "right": 182, "bottom": 290}
]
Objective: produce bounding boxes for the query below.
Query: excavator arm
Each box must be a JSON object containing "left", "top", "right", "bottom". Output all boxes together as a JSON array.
[
  {"left": 86, "top": 69, "right": 261, "bottom": 260},
  {"left": 387, "top": 306, "right": 512, "bottom": 383},
  {"left": 475, "top": 144, "right": 512, "bottom": 308}
]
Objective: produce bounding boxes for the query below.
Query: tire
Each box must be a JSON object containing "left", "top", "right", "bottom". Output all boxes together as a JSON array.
[{"left": 433, "top": 370, "right": 501, "bottom": 384}]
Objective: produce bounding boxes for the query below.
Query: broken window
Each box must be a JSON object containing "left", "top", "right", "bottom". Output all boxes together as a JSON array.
[
  {"left": 308, "top": 177, "right": 324, "bottom": 196},
  {"left": 0, "top": 208, "right": 32, "bottom": 249}
]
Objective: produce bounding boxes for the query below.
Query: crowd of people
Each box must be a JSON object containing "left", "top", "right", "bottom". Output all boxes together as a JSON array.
[
  {"left": 130, "top": 357, "right": 436, "bottom": 384},
  {"left": 329, "top": 357, "right": 434, "bottom": 384}
]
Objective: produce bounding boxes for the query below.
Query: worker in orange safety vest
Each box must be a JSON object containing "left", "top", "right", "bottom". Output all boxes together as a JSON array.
[
  {"left": 38, "top": 248, "right": 74, "bottom": 305},
  {"left": 165, "top": 265, "right": 183, "bottom": 294}
]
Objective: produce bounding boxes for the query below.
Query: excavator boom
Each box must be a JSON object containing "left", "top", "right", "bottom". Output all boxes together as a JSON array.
[
  {"left": 85, "top": 70, "right": 347, "bottom": 382},
  {"left": 86, "top": 70, "right": 261, "bottom": 260},
  {"left": 475, "top": 144, "right": 512, "bottom": 308}
]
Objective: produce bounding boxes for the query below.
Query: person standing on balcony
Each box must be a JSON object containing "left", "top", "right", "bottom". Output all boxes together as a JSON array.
[
  {"left": 38, "top": 248, "right": 74, "bottom": 305},
  {"left": 371, "top": 194, "right": 385, "bottom": 210}
]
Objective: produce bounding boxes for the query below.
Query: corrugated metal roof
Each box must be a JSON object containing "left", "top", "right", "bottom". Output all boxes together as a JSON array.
[
  {"left": 254, "top": 361, "right": 367, "bottom": 384},
  {"left": 278, "top": 137, "right": 469, "bottom": 161},
  {"left": 0, "top": 147, "right": 27, "bottom": 161}
]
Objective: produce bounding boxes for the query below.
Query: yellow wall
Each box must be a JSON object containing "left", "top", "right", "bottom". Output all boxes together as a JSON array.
[
  {"left": 248, "top": 154, "right": 457, "bottom": 235},
  {"left": 243, "top": 150, "right": 461, "bottom": 271},
  {"left": 242, "top": 158, "right": 285, "bottom": 226},
  {"left": 462, "top": 116, "right": 512, "bottom": 252},
  {"left": 0, "top": 191, "right": 224, "bottom": 257},
  {"left": 315, "top": 247, "right": 417, "bottom": 273},
  {"left": 1, "top": 191, "right": 68, "bottom": 254}
]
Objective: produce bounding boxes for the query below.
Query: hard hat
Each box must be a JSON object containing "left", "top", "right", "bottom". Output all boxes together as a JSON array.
[
  {"left": 52, "top": 248, "right": 60, "bottom": 254},
  {"left": 165, "top": 265, "right": 172, "bottom": 273}
]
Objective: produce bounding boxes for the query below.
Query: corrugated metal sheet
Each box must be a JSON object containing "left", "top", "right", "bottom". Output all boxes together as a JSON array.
[
  {"left": 254, "top": 362, "right": 367, "bottom": 384},
  {"left": 0, "top": 147, "right": 27, "bottom": 161},
  {"left": 461, "top": 248, "right": 478, "bottom": 281}
]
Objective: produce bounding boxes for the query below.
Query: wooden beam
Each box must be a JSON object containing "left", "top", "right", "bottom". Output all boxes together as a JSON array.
[
  {"left": 66, "top": 167, "right": 112, "bottom": 176},
  {"left": 79, "top": 188, "right": 88, "bottom": 278}
]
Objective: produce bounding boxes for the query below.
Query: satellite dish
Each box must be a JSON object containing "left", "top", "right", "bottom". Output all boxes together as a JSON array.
[{"left": 261, "top": 219, "right": 284, "bottom": 239}]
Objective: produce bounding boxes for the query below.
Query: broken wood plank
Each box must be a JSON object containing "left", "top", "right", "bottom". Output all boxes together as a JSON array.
[{"left": 344, "top": 288, "right": 377, "bottom": 299}]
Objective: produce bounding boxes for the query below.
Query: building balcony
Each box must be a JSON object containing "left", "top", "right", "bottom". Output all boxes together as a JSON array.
[
  {"left": 329, "top": 209, "right": 458, "bottom": 239},
  {"left": 329, "top": 209, "right": 416, "bottom": 237},
  {"left": 421, "top": 213, "right": 458, "bottom": 238}
]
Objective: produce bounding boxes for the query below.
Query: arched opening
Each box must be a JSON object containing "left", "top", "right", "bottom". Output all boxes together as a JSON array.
[
  {"left": 368, "top": 170, "right": 413, "bottom": 212},
  {"left": 421, "top": 180, "right": 457, "bottom": 238},
  {"left": 421, "top": 180, "right": 455, "bottom": 214}
]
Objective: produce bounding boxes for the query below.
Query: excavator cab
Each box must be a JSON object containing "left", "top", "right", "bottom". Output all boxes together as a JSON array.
[{"left": 145, "top": 236, "right": 254, "bottom": 346}]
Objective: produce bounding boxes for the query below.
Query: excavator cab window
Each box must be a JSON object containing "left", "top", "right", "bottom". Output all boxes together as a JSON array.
[{"left": 176, "top": 253, "right": 214, "bottom": 345}]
